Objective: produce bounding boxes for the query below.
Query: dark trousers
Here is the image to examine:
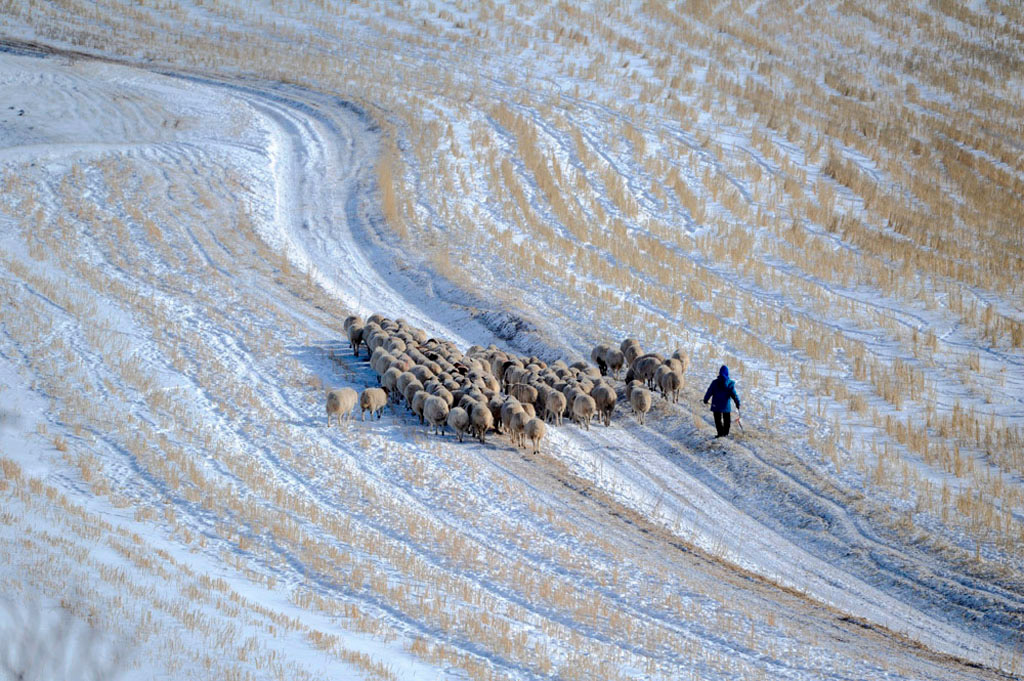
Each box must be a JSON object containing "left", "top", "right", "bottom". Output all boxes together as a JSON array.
[{"left": 713, "top": 411, "right": 731, "bottom": 437}]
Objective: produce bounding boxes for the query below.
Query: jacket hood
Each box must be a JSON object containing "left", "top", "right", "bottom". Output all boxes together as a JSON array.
[{"left": 719, "top": 365, "right": 729, "bottom": 379}]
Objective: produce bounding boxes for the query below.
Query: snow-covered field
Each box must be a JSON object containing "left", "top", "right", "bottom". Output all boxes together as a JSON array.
[{"left": 1, "top": 2, "right": 1022, "bottom": 680}]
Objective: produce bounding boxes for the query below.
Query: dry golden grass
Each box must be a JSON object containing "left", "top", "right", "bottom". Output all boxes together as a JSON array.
[{"left": 2, "top": 0, "right": 1024, "bottom": 676}]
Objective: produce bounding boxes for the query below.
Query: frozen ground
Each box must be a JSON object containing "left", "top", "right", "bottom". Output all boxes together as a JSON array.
[{"left": 1, "top": 2, "right": 1023, "bottom": 680}]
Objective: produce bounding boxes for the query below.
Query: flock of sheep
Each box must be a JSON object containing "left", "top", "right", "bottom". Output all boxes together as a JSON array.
[{"left": 325, "top": 313, "right": 689, "bottom": 455}]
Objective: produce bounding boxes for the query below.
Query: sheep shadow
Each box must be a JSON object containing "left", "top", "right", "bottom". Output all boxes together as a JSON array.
[{"left": 286, "top": 339, "right": 402, "bottom": 428}]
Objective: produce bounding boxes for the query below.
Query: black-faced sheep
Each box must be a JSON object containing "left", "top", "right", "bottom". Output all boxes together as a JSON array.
[
  {"left": 591, "top": 343, "right": 610, "bottom": 375},
  {"left": 326, "top": 387, "right": 358, "bottom": 426}
]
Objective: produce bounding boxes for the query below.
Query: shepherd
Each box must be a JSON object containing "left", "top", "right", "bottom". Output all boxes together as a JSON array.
[{"left": 703, "top": 365, "right": 741, "bottom": 438}]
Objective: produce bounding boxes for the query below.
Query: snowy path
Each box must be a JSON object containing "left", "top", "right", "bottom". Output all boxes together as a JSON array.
[{"left": 0, "top": 47, "right": 1019, "bottom": 681}]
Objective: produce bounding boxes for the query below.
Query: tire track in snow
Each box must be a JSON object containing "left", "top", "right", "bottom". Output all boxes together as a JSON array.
[
  {"left": 3, "top": 44, "right": 1018, "bottom": 679},
  {"left": 183, "top": 72, "right": 1011, "bottom": 674},
  {"left": 192, "top": 71, "right": 1020, "bottom": 674}
]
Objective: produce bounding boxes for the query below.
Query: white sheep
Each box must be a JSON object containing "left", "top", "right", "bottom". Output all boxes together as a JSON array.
[
  {"left": 385, "top": 337, "right": 407, "bottom": 355},
  {"left": 665, "top": 357, "right": 685, "bottom": 374},
  {"left": 654, "top": 365, "right": 673, "bottom": 394},
  {"left": 411, "top": 389, "right": 430, "bottom": 424},
  {"left": 343, "top": 314, "right": 363, "bottom": 333},
  {"left": 503, "top": 365, "right": 528, "bottom": 392},
  {"left": 545, "top": 390, "right": 567, "bottom": 426},
  {"left": 431, "top": 385, "right": 454, "bottom": 408},
  {"left": 469, "top": 401, "right": 494, "bottom": 444},
  {"left": 447, "top": 406, "right": 471, "bottom": 442},
  {"left": 572, "top": 393, "right": 597, "bottom": 431},
  {"left": 633, "top": 354, "right": 664, "bottom": 388},
  {"left": 410, "top": 364, "right": 435, "bottom": 384},
  {"left": 671, "top": 349, "right": 691, "bottom": 374},
  {"left": 509, "top": 410, "right": 530, "bottom": 448},
  {"left": 389, "top": 355, "right": 414, "bottom": 374},
  {"left": 325, "top": 387, "right": 358, "bottom": 426},
  {"left": 501, "top": 399, "right": 524, "bottom": 434},
  {"left": 525, "top": 417, "right": 547, "bottom": 455},
  {"left": 423, "top": 395, "right": 450, "bottom": 435},
  {"left": 659, "top": 368, "right": 683, "bottom": 404},
  {"left": 382, "top": 367, "right": 403, "bottom": 403},
  {"left": 458, "top": 390, "right": 486, "bottom": 411},
  {"left": 365, "top": 328, "right": 389, "bottom": 353},
  {"left": 370, "top": 349, "right": 395, "bottom": 379},
  {"left": 621, "top": 339, "right": 643, "bottom": 365},
  {"left": 630, "top": 387, "right": 653, "bottom": 425},
  {"left": 625, "top": 379, "right": 643, "bottom": 404},
  {"left": 509, "top": 382, "right": 538, "bottom": 406},
  {"left": 403, "top": 379, "right": 425, "bottom": 409},
  {"left": 360, "top": 387, "right": 388, "bottom": 420}
]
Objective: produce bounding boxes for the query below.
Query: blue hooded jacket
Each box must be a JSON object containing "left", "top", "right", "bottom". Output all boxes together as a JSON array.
[{"left": 704, "top": 365, "right": 740, "bottom": 413}]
